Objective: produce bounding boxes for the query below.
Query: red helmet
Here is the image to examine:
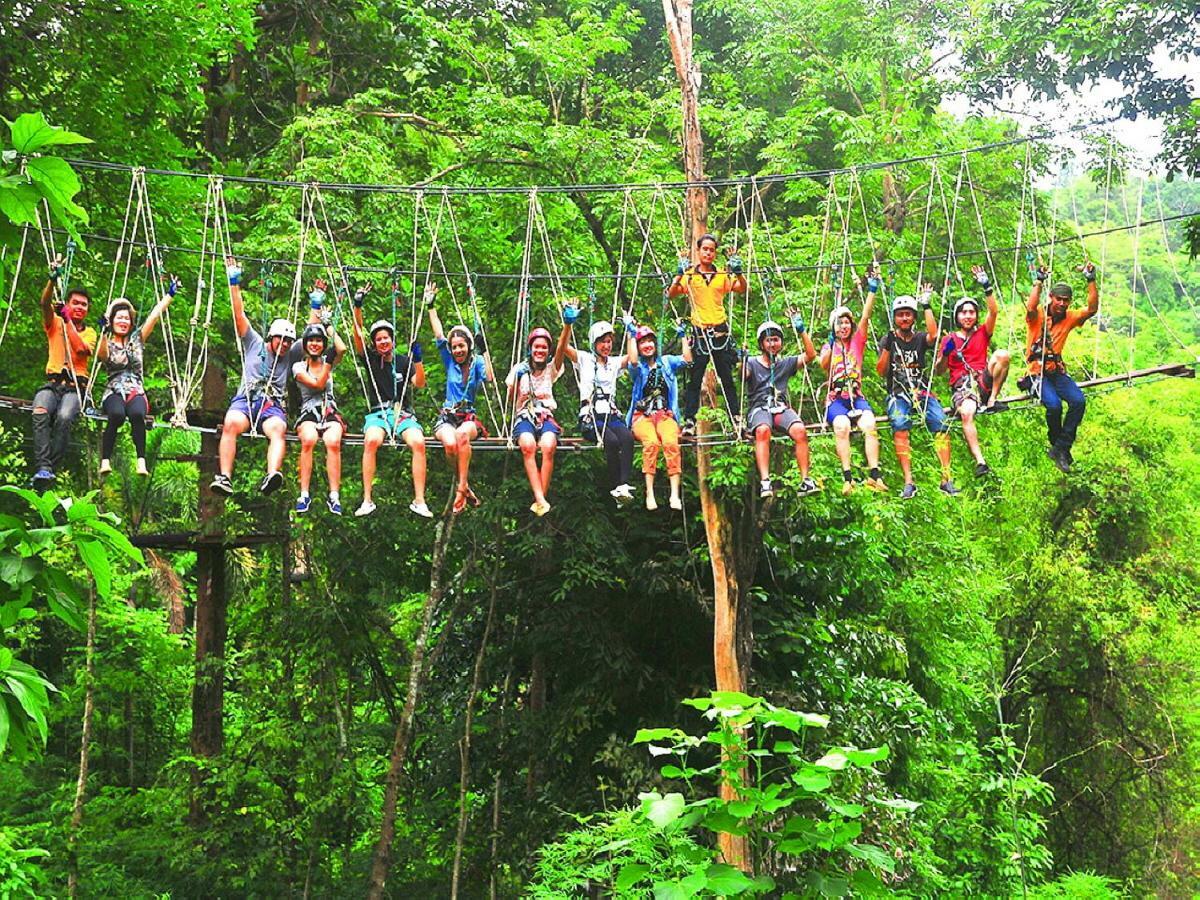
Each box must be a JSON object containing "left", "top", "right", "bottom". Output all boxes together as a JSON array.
[
  {"left": 635, "top": 325, "right": 656, "bottom": 343},
  {"left": 527, "top": 327, "right": 553, "bottom": 349}
]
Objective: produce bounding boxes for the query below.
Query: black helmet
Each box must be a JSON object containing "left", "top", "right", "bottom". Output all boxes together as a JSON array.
[{"left": 301, "top": 323, "right": 328, "bottom": 347}]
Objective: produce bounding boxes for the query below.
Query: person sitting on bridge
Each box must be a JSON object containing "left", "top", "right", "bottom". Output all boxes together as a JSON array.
[
  {"left": 625, "top": 317, "right": 692, "bottom": 511},
  {"left": 506, "top": 325, "right": 563, "bottom": 517}
]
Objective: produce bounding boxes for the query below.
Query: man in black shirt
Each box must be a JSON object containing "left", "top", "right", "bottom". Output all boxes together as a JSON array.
[
  {"left": 351, "top": 285, "right": 431, "bottom": 518},
  {"left": 876, "top": 289, "right": 959, "bottom": 498}
]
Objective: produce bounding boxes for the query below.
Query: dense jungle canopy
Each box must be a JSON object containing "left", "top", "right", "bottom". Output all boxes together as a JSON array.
[{"left": 0, "top": 0, "right": 1198, "bottom": 896}]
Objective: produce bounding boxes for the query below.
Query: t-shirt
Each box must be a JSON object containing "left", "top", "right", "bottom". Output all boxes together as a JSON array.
[
  {"left": 575, "top": 350, "right": 626, "bottom": 417},
  {"left": 825, "top": 330, "right": 867, "bottom": 403},
  {"left": 941, "top": 326, "right": 992, "bottom": 384},
  {"left": 506, "top": 361, "right": 563, "bottom": 416},
  {"left": 101, "top": 333, "right": 145, "bottom": 400},
  {"left": 360, "top": 349, "right": 417, "bottom": 412},
  {"left": 628, "top": 354, "right": 688, "bottom": 421},
  {"left": 878, "top": 330, "right": 934, "bottom": 398},
  {"left": 1025, "top": 307, "right": 1092, "bottom": 375},
  {"left": 437, "top": 338, "right": 489, "bottom": 409},
  {"left": 44, "top": 317, "right": 97, "bottom": 379},
  {"left": 291, "top": 346, "right": 339, "bottom": 417},
  {"left": 679, "top": 267, "right": 735, "bottom": 327},
  {"left": 237, "top": 327, "right": 290, "bottom": 400},
  {"left": 743, "top": 355, "right": 801, "bottom": 412}
]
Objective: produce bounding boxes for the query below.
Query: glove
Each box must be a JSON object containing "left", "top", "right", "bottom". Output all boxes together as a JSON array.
[
  {"left": 97, "top": 315, "right": 109, "bottom": 332},
  {"left": 1035, "top": 266, "right": 1049, "bottom": 283},
  {"left": 166, "top": 275, "right": 180, "bottom": 297},
  {"left": 916, "top": 293, "right": 931, "bottom": 310},
  {"left": 49, "top": 260, "right": 63, "bottom": 282},
  {"left": 226, "top": 263, "right": 242, "bottom": 286},
  {"left": 410, "top": 340, "right": 424, "bottom": 363},
  {"left": 423, "top": 286, "right": 438, "bottom": 309},
  {"left": 727, "top": 255, "right": 744, "bottom": 276},
  {"left": 676, "top": 255, "right": 690, "bottom": 276},
  {"left": 513, "top": 361, "right": 530, "bottom": 379},
  {"left": 828, "top": 328, "right": 837, "bottom": 344},
  {"left": 353, "top": 287, "right": 369, "bottom": 309},
  {"left": 1083, "top": 263, "right": 1097, "bottom": 283},
  {"left": 622, "top": 314, "right": 636, "bottom": 331},
  {"left": 318, "top": 308, "right": 333, "bottom": 327},
  {"left": 674, "top": 321, "right": 687, "bottom": 339},
  {"left": 973, "top": 268, "right": 992, "bottom": 291},
  {"left": 791, "top": 314, "right": 807, "bottom": 333},
  {"left": 309, "top": 287, "right": 326, "bottom": 309},
  {"left": 562, "top": 304, "right": 580, "bottom": 324},
  {"left": 866, "top": 274, "right": 882, "bottom": 293},
  {"left": 736, "top": 347, "right": 749, "bottom": 360},
  {"left": 474, "top": 330, "right": 487, "bottom": 354}
]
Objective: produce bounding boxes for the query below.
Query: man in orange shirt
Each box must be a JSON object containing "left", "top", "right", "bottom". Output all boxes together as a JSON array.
[
  {"left": 1024, "top": 262, "right": 1099, "bottom": 472},
  {"left": 31, "top": 256, "right": 97, "bottom": 488},
  {"left": 667, "top": 233, "right": 747, "bottom": 435}
]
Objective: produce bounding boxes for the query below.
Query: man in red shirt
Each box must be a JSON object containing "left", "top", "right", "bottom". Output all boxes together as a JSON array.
[{"left": 937, "top": 266, "right": 1010, "bottom": 478}]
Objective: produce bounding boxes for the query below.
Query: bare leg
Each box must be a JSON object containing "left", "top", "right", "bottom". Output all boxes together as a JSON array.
[
  {"left": 789, "top": 423, "right": 811, "bottom": 478},
  {"left": 644, "top": 472, "right": 658, "bottom": 510},
  {"left": 297, "top": 423, "right": 318, "bottom": 494},
  {"left": 860, "top": 412, "right": 880, "bottom": 468},
  {"left": 518, "top": 434, "right": 546, "bottom": 504},
  {"left": 323, "top": 424, "right": 343, "bottom": 492},
  {"left": 753, "top": 425, "right": 771, "bottom": 480},
  {"left": 263, "top": 417, "right": 287, "bottom": 474},
  {"left": 404, "top": 428, "right": 427, "bottom": 505},
  {"left": 960, "top": 401, "right": 984, "bottom": 464},
  {"left": 538, "top": 432, "right": 557, "bottom": 494},
  {"left": 219, "top": 411, "right": 250, "bottom": 477},
  {"left": 894, "top": 431, "right": 913, "bottom": 484},
  {"left": 362, "top": 429, "right": 385, "bottom": 503},
  {"left": 988, "top": 350, "right": 1011, "bottom": 403},
  {"left": 833, "top": 416, "right": 852, "bottom": 470},
  {"left": 934, "top": 432, "right": 952, "bottom": 482}
]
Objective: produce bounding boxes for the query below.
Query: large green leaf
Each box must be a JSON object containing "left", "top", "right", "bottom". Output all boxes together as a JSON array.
[
  {"left": 704, "top": 863, "right": 756, "bottom": 894},
  {"left": 6, "top": 112, "right": 92, "bottom": 154},
  {"left": 0, "top": 180, "right": 43, "bottom": 226},
  {"left": 641, "top": 791, "right": 686, "bottom": 828},
  {"left": 615, "top": 863, "right": 651, "bottom": 891},
  {"left": 0, "top": 695, "right": 9, "bottom": 755},
  {"left": 25, "top": 157, "right": 85, "bottom": 217},
  {"left": 74, "top": 537, "right": 111, "bottom": 599}
]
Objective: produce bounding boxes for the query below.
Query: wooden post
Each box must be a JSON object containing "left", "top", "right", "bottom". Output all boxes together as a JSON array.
[{"left": 190, "top": 363, "right": 228, "bottom": 823}]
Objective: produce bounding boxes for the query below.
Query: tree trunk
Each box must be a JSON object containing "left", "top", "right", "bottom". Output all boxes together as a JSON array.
[
  {"left": 66, "top": 585, "right": 96, "bottom": 899},
  {"left": 190, "top": 363, "right": 227, "bottom": 824},
  {"left": 366, "top": 500, "right": 459, "bottom": 899}
]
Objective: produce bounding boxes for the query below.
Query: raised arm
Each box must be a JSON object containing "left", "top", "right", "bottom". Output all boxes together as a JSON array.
[
  {"left": 40, "top": 256, "right": 62, "bottom": 330},
  {"left": 875, "top": 333, "right": 891, "bottom": 378},
  {"left": 330, "top": 321, "right": 347, "bottom": 366},
  {"left": 350, "top": 282, "right": 372, "bottom": 355},
  {"left": 622, "top": 314, "right": 638, "bottom": 367},
  {"left": 726, "top": 252, "right": 747, "bottom": 294},
  {"left": 1080, "top": 263, "right": 1099, "bottom": 321},
  {"left": 667, "top": 251, "right": 690, "bottom": 298},
  {"left": 971, "top": 266, "right": 998, "bottom": 335},
  {"left": 1027, "top": 264, "right": 1048, "bottom": 318},
  {"left": 857, "top": 266, "right": 880, "bottom": 335},
  {"left": 140, "top": 277, "right": 178, "bottom": 342},
  {"left": 555, "top": 302, "right": 579, "bottom": 368},
  {"left": 226, "top": 257, "right": 250, "bottom": 338},
  {"left": 425, "top": 284, "right": 446, "bottom": 341},
  {"left": 818, "top": 341, "right": 832, "bottom": 372}
]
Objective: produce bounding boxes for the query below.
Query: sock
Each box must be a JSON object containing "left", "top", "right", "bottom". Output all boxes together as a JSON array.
[
  {"left": 299, "top": 491, "right": 310, "bottom": 500},
  {"left": 329, "top": 490, "right": 340, "bottom": 502},
  {"left": 842, "top": 469, "right": 853, "bottom": 483},
  {"left": 869, "top": 467, "right": 881, "bottom": 480}
]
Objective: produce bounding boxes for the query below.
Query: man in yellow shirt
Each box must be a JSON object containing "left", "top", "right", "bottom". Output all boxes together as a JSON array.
[
  {"left": 667, "top": 233, "right": 747, "bottom": 434},
  {"left": 31, "top": 256, "right": 97, "bottom": 488},
  {"left": 1024, "top": 262, "right": 1099, "bottom": 472}
]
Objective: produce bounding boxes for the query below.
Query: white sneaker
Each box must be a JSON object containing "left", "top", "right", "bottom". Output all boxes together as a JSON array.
[
  {"left": 99, "top": 459, "right": 112, "bottom": 475},
  {"left": 669, "top": 495, "right": 683, "bottom": 510},
  {"left": 759, "top": 478, "right": 774, "bottom": 498},
  {"left": 355, "top": 500, "right": 377, "bottom": 517},
  {"left": 646, "top": 493, "right": 658, "bottom": 511},
  {"left": 136, "top": 458, "right": 149, "bottom": 476},
  {"left": 409, "top": 501, "right": 434, "bottom": 518}
]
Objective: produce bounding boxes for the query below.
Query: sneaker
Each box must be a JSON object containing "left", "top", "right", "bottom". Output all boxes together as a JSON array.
[
  {"left": 327, "top": 496, "right": 342, "bottom": 515},
  {"left": 409, "top": 501, "right": 434, "bottom": 518},
  {"left": 1063, "top": 447, "right": 1075, "bottom": 465},
  {"left": 295, "top": 494, "right": 312, "bottom": 514},
  {"left": 259, "top": 471, "right": 283, "bottom": 494},
  {"left": 616, "top": 485, "right": 635, "bottom": 507},
  {"left": 646, "top": 493, "right": 658, "bottom": 511},
  {"left": 669, "top": 495, "right": 683, "bottom": 510},
  {"left": 987, "top": 399, "right": 1008, "bottom": 413},
  {"left": 900, "top": 482, "right": 917, "bottom": 500},
  {"left": 530, "top": 500, "right": 551, "bottom": 517},
  {"left": 759, "top": 478, "right": 774, "bottom": 498},
  {"left": 939, "top": 480, "right": 961, "bottom": 496},
  {"left": 864, "top": 477, "right": 889, "bottom": 493},
  {"left": 99, "top": 459, "right": 112, "bottom": 476},
  {"left": 355, "top": 500, "right": 377, "bottom": 517},
  {"left": 135, "top": 458, "right": 149, "bottom": 476},
  {"left": 841, "top": 480, "right": 854, "bottom": 497},
  {"left": 974, "top": 462, "right": 991, "bottom": 478},
  {"left": 797, "top": 476, "right": 820, "bottom": 497},
  {"left": 681, "top": 420, "right": 696, "bottom": 437},
  {"left": 210, "top": 473, "right": 233, "bottom": 495}
]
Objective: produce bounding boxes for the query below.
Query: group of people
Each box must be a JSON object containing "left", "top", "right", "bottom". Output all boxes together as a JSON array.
[{"left": 26, "top": 234, "right": 1100, "bottom": 515}]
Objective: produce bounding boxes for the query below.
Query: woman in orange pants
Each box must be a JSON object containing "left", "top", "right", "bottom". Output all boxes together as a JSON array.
[{"left": 623, "top": 318, "right": 693, "bottom": 510}]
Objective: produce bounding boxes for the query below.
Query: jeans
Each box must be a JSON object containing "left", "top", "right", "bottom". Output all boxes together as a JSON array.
[
  {"left": 1039, "top": 371, "right": 1086, "bottom": 451},
  {"left": 582, "top": 414, "right": 634, "bottom": 488},
  {"left": 31, "top": 383, "right": 83, "bottom": 470}
]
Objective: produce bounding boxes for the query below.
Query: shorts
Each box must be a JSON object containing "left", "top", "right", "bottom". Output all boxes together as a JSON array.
[
  {"left": 747, "top": 406, "right": 804, "bottom": 436},
  {"left": 434, "top": 408, "right": 489, "bottom": 439},
  {"left": 512, "top": 414, "right": 561, "bottom": 441},
  {"left": 887, "top": 393, "right": 948, "bottom": 434},
  {"left": 825, "top": 395, "right": 874, "bottom": 425},
  {"left": 229, "top": 394, "right": 286, "bottom": 434},
  {"left": 363, "top": 407, "right": 421, "bottom": 437},
  {"left": 951, "top": 372, "right": 993, "bottom": 413},
  {"left": 296, "top": 406, "right": 345, "bottom": 432}
]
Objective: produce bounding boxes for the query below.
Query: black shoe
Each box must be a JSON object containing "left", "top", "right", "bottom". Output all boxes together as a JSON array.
[
  {"left": 210, "top": 474, "right": 234, "bottom": 495},
  {"left": 1048, "top": 446, "right": 1071, "bottom": 473},
  {"left": 681, "top": 420, "right": 696, "bottom": 438},
  {"left": 259, "top": 471, "right": 284, "bottom": 494},
  {"left": 974, "top": 461, "right": 991, "bottom": 478},
  {"left": 982, "top": 399, "right": 1007, "bottom": 414}
]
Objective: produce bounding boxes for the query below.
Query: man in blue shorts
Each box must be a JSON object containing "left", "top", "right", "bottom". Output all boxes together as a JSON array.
[
  {"left": 875, "top": 287, "right": 959, "bottom": 499},
  {"left": 210, "top": 257, "right": 294, "bottom": 496},
  {"left": 350, "top": 283, "right": 430, "bottom": 518}
]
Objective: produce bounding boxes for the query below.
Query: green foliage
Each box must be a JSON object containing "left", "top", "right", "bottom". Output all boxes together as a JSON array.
[{"left": 0, "top": 827, "right": 49, "bottom": 899}]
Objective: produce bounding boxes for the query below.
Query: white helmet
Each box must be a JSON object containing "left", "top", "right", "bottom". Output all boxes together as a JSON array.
[
  {"left": 756, "top": 320, "right": 784, "bottom": 346},
  {"left": 952, "top": 297, "right": 979, "bottom": 324},
  {"left": 829, "top": 305, "right": 854, "bottom": 332},
  {"left": 891, "top": 295, "right": 918, "bottom": 317},
  {"left": 369, "top": 319, "right": 395, "bottom": 339},
  {"left": 588, "top": 320, "right": 614, "bottom": 347},
  {"left": 267, "top": 318, "right": 296, "bottom": 341}
]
